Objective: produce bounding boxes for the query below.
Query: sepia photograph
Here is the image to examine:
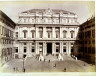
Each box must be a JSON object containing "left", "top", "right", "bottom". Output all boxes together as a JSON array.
[{"left": 0, "top": 0, "right": 95, "bottom": 76}]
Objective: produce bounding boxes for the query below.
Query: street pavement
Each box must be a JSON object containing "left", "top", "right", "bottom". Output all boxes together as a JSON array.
[{"left": 0, "top": 55, "right": 95, "bottom": 72}]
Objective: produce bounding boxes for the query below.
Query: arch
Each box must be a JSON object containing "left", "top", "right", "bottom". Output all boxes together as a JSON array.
[
  {"left": 70, "top": 30, "right": 74, "bottom": 32},
  {"left": 23, "top": 30, "right": 27, "bottom": 32},
  {"left": 63, "top": 30, "right": 67, "bottom": 32},
  {"left": 31, "top": 30, "right": 35, "bottom": 32}
]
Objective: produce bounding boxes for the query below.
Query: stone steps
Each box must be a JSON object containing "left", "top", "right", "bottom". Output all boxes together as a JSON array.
[{"left": 44, "top": 54, "right": 58, "bottom": 61}]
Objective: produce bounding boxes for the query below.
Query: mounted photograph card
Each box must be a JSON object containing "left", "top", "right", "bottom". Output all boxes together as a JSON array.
[{"left": 0, "top": 0, "right": 95, "bottom": 76}]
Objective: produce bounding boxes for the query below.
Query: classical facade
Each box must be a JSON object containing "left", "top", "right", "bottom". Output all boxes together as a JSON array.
[
  {"left": 14, "top": 8, "right": 79, "bottom": 58},
  {"left": 78, "top": 17, "right": 95, "bottom": 63},
  {"left": 0, "top": 10, "right": 16, "bottom": 66}
]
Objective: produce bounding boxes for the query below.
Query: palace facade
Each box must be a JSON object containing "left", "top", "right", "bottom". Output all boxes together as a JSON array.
[
  {"left": 14, "top": 8, "right": 79, "bottom": 58},
  {"left": 0, "top": 10, "right": 16, "bottom": 66},
  {"left": 78, "top": 17, "right": 95, "bottom": 63}
]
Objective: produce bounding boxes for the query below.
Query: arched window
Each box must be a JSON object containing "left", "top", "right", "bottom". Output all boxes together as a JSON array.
[
  {"left": 70, "top": 30, "right": 74, "bottom": 38},
  {"left": 39, "top": 27, "right": 43, "bottom": 38},
  {"left": 31, "top": 30, "right": 35, "bottom": 38},
  {"left": 63, "top": 30, "right": 67, "bottom": 38},
  {"left": 47, "top": 27, "right": 52, "bottom": 38},
  {"left": 55, "top": 27, "right": 59, "bottom": 38},
  {"left": 23, "top": 30, "right": 27, "bottom": 38}
]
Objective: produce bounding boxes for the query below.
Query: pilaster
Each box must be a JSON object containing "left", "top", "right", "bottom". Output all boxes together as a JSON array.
[
  {"left": 35, "top": 42, "right": 39, "bottom": 54},
  {"left": 52, "top": 27, "right": 55, "bottom": 38},
  {"left": 35, "top": 27, "right": 39, "bottom": 39},
  {"left": 60, "top": 27, "right": 62, "bottom": 39},
  {"left": 66, "top": 42, "right": 69, "bottom": 55},
  {"left": 52, "top": 42, "right": 55, "bottom": 54},
  {"left": 43, "top": 42, "right": 46, "bottom": 55},
  {"left": 43, "top": 27, "right": 46, "bottom": 39},
  {"left": 68, "top": 42, "right": 71, "bottom": 55}
]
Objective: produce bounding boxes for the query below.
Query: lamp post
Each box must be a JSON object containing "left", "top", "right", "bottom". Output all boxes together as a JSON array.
[{"left": 23, "top": 58, "right": 25, "bottom": 72}]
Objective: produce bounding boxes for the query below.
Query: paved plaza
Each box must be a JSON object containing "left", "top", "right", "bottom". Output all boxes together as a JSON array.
[{"left": 0, "top": 55, "right": 95, "bottom": 72}]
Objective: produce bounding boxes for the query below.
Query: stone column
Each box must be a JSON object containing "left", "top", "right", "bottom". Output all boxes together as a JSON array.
[
  {"left": 60, "top": 27, "right": 62, "bottom": 39},
  {"left": 35, "top": 27, "right": 39, "bottom": 39},
  {"left": 43, "top": 42, "right": 46, "bottom": 56},
  {"left": 52, "top": 27, "right": 55, "bottom": 39},
  {"left": 35, "top": 42, "right": 39, "bottom": 54},
  {"left": 52, "top": 42, "right": 55, "bottom": 54},
  {"left": 43, "top": 27, "right": 46, "bottom": 39},
  {"left": 60, "top": 42, "right": 62, "bottom": 53},
  {"left": 68, "top": 42, "right": 71, "bottom": 55},
  {"left": 66, "top": 42, "right": 69, "bottom": 55}
]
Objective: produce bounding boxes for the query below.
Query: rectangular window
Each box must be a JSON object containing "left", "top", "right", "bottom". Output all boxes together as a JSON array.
[
  {"left": 24, "top": 47, "right": 27, "bottom": 52},
  {"left": 32, "top": 47, "right": 35, "bottom": 52},
  {"left": 24, "top": 32, "right": 26, "bottom": 38},
  {"left": 39, "top": 31, "right": 43, "bottom": 38},
  {"left": 15, "top": 48, "right": 18, "bottom": 53},
  {"left": 71, "top": 32, "right": 73, "bottom": 38},
  {"left": 63, "top": 47, "right": 66, "bottom": 52},
  {"left": 16, "top": 32, "right": 18, "bottom": 38},
  {"left": 71, "top": 47, "right": 73, "bottom": 52}
]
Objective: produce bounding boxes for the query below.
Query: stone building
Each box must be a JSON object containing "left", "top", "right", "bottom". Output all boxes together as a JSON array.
[
  {"left": 14, "top": 8, "right": 79, "bottom": 58},
  {"left": 78, "top": 17, "right": 95, "bottom": 63},
  {"left": 0, "top": 10, "right": 16, "bottom": 66}
]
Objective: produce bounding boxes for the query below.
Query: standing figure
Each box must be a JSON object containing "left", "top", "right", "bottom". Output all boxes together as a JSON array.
[{"left": 13, "top": 67, "right": 15, "bottom": 72}]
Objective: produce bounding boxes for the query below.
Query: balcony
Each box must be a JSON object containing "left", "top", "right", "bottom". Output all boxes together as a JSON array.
[{"left": 16, "top": 37, "right": 77, "bottom": 41}]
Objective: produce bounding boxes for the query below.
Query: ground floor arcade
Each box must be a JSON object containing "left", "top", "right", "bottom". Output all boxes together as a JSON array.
[{"left": 14, "top": 40, "right": 78, "bottom": 58}]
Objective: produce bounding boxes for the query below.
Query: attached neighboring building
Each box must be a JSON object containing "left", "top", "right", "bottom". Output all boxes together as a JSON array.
[
  {"left": 78, "top": 17, "right": 95, "bottom": 63},
  {"left": 14, "top": 8, "right": 79, "bottom": 58},
  {"left": 0, "top": 11, "right": 16, "bottom": 66}
]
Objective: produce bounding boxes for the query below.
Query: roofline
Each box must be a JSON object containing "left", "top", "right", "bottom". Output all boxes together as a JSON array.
[
  {"left": 21, "top": 8, "right": 76, "bottom": 15},
  {"left": 0, "top": 10, "right": 16, "bottom": 26},
  {"left": 79, "top": 16, "right": 95, "bottom": 27}
]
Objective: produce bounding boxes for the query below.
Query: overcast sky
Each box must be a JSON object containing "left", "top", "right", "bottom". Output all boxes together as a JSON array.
[{"left": 0, "top": 1, "right": 95, "bottom": 24}]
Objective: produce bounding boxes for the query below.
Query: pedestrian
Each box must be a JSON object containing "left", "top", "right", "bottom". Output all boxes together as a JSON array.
[
  {"left": 44, "top": 59, "right": 45, "bottom": 62},
  {"left": 49, "top": 60, "right": 50, "bottom": 63},
  {"left": 84, "top": 63, "right": 86, "bottom": 66},
  {"left": 54, "top": 64, "right": 56, "bottom": 67},
  {"left": 64, "top": 68, "right": 66, "bottom": 72},
  {"left": 13, "top": 67, "right": 15, "bottom": 72},
  {"left": 23, "top": 68, "right": 25, "bottom": 72}
]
